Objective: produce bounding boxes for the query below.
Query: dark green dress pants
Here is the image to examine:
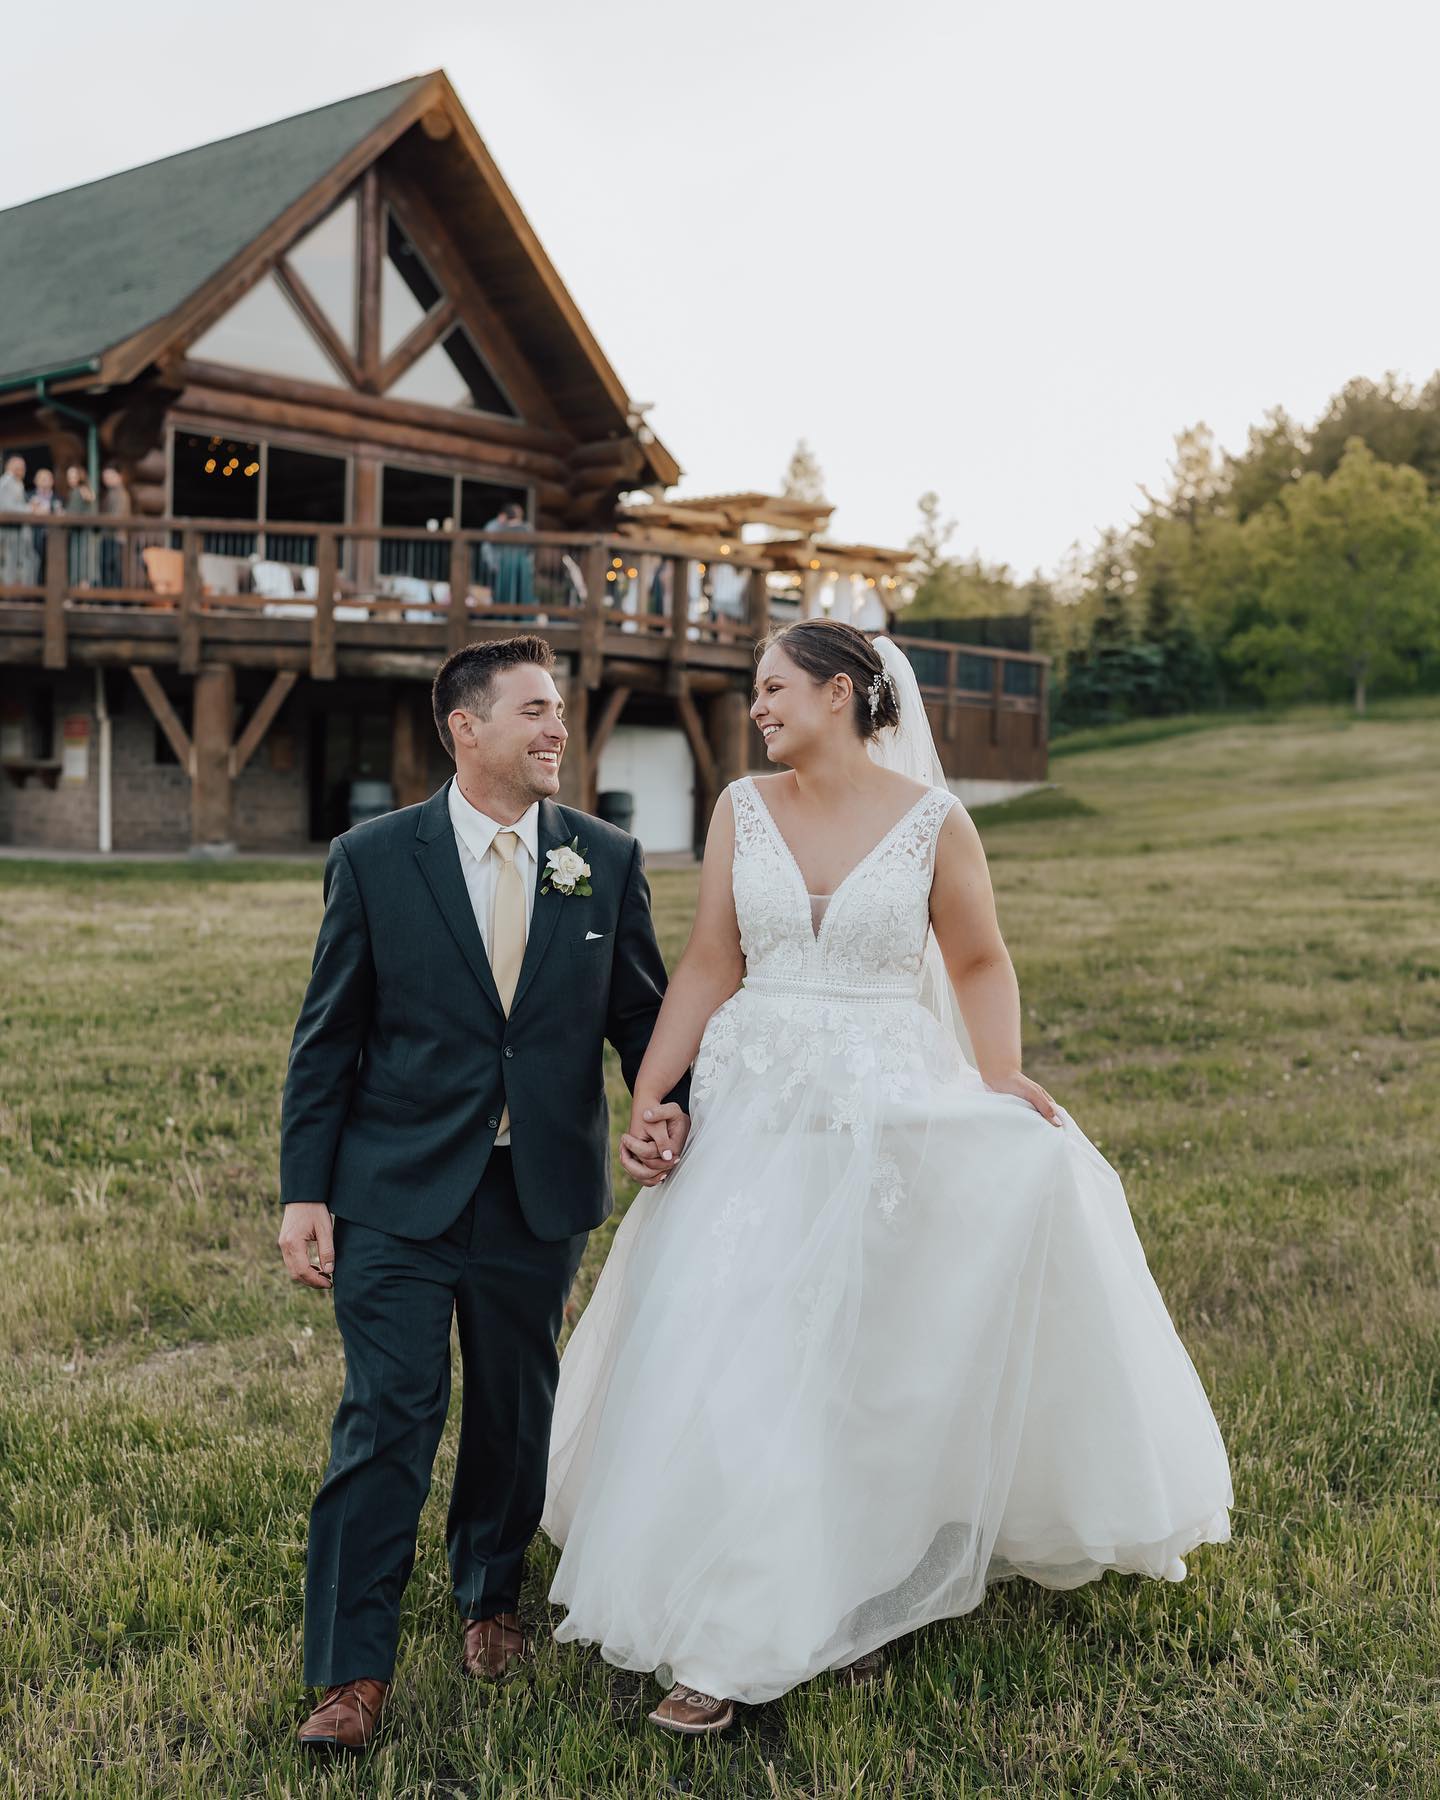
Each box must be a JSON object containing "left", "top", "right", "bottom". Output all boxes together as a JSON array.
[{"left": 303, "top": 1148, "right": 587, "bottom": 1685}]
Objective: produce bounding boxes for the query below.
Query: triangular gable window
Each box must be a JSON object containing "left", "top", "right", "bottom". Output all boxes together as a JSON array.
[
  {"left": 382, "top": 213, "right": 441, "bottom": 358},
  {"left": 286, "top": 196, "right": 359, "bottom": 353},
  {"left": 380, "top": 214, "right": 519, "bottom": 418},
  {"left": 188, "top": 271, "right": 347, "bottom": 387},
  {"left": 388, "top": 326, "right": 517, "bottom": 417}
]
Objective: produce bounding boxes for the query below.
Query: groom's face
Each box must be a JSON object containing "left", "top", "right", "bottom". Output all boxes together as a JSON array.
[{"left": 454, "top": 663, "right": 567, "bottom": 801}]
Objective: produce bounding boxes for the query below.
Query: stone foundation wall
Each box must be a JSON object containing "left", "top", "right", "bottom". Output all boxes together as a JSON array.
[{"left": 0, "top": 666, "right": 316, "bottom": 854}]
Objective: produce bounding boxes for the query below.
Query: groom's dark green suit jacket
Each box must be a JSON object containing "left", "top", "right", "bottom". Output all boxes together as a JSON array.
[{"left": 280, "top": 780, "right": 686, "bottom": 1242}]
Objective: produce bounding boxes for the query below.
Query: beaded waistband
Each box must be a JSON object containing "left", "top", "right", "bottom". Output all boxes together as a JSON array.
[{"left": 743, "top": 973, "right": 921, "bottom": 1004}]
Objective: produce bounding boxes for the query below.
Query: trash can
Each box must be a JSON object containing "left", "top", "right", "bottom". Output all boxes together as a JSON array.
[{"left": 596, "top": 789, "right": 634, "bottom": 834}]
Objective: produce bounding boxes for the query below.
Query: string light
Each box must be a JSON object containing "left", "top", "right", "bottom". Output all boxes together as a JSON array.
[
  {"left": 626, "top": 567, "right": 638, "bottom": 579},
  {"left": 605, "top": 570, "right": 617, "bottom": 582},
  {"left": 243, "top": 462, "right": 260, "bottom": 477},
  {"left": 204, "top": 458, "right": 216, "bottom": 474},
  {"left": 612, "top": 557, "right": 623, "bottom": 568},
  {"left": 808, "top": 558, "right": 820, "bottom": 570}
]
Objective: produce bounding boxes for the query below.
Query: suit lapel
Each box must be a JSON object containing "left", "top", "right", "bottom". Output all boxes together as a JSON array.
[
  {"left": 413, "top": 782, "right": 505, "bottom": 1018},
  {"left": 508, "top": 799, "right": 570, "bottom": 1015}
]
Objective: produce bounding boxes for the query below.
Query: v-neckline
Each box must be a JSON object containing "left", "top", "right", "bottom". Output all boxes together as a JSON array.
[{"left": 745, "top": 776, "right": 935, "bottom": 947}]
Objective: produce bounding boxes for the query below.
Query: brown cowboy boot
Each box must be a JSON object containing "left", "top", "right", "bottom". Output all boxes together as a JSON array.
[
  {"left": 461, "top": 1612, "right": 529, "bottom": 1679},
  {"left": 648, "top": 1684, "right": 737, "bottom": 1735},
  {"left": 296, "top": 1678, "right": 389, "bottom": 1753}
]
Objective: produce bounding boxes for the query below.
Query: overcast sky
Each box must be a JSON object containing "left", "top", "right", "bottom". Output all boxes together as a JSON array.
[{"left": 6, "top": 0, "right": 1439, "bottom": 574}]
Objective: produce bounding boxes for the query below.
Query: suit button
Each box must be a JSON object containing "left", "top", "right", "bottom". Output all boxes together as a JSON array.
[
  {"left": 487, "top": 1116, "right": 499, "bottom": 1129},
  {"left": 503, "top": 1047, "right": 514, "bottom": 1058}
]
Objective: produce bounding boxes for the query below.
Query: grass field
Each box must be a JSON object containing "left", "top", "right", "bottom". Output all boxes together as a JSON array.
[{"left": 1, "top": 701, "right": 1437, "bottom": 1798}]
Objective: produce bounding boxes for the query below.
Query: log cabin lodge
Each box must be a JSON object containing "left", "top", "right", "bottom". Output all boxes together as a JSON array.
[{"left": 0, "top": 72, "right": 1048, "bottom": 857}]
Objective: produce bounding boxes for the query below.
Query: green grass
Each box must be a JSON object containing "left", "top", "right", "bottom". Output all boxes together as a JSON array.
[{"left": 1, "top": 697, "right": 1437, "bottom": 1796}]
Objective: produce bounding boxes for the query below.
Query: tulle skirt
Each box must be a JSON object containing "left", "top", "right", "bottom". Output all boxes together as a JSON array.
[{"left": 542, "top": 984, "right": 1232, "bottom": 1704}]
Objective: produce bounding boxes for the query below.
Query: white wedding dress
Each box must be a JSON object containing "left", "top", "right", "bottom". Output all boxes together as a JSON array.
[{"left": 543, "top": 757, "right": 1232, "bottom": 1705}]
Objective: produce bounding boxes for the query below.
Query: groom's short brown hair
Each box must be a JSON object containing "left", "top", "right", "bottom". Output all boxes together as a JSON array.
[{"left": 432, "top": 635, "right": 556, "bottom": 757}]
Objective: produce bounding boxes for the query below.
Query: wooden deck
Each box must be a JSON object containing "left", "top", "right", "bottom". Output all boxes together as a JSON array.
[{"left": 0, "top": 512, "right": 1048, "bottom": 846}]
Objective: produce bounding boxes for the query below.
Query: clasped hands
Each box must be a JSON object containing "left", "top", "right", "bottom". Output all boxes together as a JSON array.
[{"left": 619, "top": 1099, "right": 690, "bottom": 1187}]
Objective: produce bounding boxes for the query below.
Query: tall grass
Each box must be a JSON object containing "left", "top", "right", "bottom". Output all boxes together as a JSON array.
[{"left": 0, "top": 698, "right": 1436, "bottom": 1796}]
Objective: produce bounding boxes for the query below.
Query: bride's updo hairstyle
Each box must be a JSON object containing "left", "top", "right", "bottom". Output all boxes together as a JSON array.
[{"left": 758, "top": 619, "right": 902, "bottom": 741}]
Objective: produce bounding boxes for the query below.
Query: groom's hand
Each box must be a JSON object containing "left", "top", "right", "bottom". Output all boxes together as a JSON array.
[
  {"left": 619, "top": 1133, "right": 671, "bottom": 1186},
  {"left": 619, "top": 1102, "right": 691, "bottom": 1187},
  {"left": 278, "top": 1202, "right": 336, "bottom": 1289}
]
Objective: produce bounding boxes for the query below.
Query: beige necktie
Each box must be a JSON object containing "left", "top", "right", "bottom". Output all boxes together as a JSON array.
[{"left": 490, "top": 829, "right": 526, "bottom": 1135}]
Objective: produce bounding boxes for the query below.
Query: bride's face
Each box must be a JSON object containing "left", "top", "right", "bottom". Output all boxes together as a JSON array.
[{"left": 750, "top": 646, "right": 852, "bottom": 765}]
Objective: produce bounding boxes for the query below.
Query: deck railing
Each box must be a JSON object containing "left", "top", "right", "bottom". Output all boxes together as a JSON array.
[
  {"left": 0, "top": 515, "right": 1046, "bottom": 757},
  {"left": 0, "top": 514, "right": 771, "bottom": 683}
]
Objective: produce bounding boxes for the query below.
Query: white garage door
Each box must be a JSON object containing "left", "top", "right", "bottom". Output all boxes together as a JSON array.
[{"left": 596, "top": 724, "right": 695, "bottom": 853}]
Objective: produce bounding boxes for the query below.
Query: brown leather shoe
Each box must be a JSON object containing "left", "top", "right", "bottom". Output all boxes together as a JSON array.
[
  {"left": 296, "top": 1678, "right": 389, "bottom": 1753},
  {"left": 647, "top": 1684, "right": 737, "bottom": 1735},
  {"left": 461, "top": 1612, "right": 529, "bottom": 1679}
]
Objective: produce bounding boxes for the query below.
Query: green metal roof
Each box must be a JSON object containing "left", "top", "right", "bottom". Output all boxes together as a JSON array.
[{"left": 0, "top": 76, "right": 428, "bottom": 387}]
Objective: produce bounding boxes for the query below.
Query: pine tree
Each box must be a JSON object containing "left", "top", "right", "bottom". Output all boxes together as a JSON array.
[{"left": 781, "top": 439, "right": 828, "bottom": 505}]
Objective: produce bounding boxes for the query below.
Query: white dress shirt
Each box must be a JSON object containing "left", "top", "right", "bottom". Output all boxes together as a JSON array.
[{"left": 447, "top": 778, "right": 540, "bottom": 1145}]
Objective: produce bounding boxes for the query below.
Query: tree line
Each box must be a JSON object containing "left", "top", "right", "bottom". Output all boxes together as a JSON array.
[{"left": 906, "top": 374, "right": 1440, "bottom": 727}]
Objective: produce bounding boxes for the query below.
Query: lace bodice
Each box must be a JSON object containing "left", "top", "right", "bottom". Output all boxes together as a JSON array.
[{"left": 730, "top": 776, "right": 956, "bottom": 992}]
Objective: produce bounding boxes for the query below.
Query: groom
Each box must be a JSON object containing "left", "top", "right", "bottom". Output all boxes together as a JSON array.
[{"left": 278, "top": 635, "right": 689, "bottom": 1753}]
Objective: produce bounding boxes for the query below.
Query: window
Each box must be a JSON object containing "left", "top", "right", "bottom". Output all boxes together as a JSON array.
[
  {"left": 171, "top": 432, "right": 261, "bottom": 523},
  {"left": 388, "top": 327, "right": 516, "bottom": 417},
  {"left": 381, "top": 213, "right": 442, "bottom": 356},
  {"left": 287, "top": 197, "right": 359, "bottom": 353},
  {"left": 380, "top": 463, "right": 455, "bottom": 581},
  {"left": 380, "top": 214, "right": 519, "bottom": 417},
  {"left": 188, "top": 273, "right": 347, "bottom": 387},
  {"left": 170, "top": 432, "right": 349, "bottom": 563},
  {"left": 460, "top": 480, "right": 527, "bottom": 528},
  {"left": 265, "top": 446, "right": 348, "bottom": 564}
]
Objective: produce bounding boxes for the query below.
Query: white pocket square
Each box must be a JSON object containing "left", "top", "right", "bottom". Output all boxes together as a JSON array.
[{"left": 585, "top": 930, "right": 605, "bottom": 940}]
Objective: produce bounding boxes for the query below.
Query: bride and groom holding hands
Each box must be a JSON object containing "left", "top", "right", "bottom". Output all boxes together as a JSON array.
[{"left": 277, "top": 622, "right": 1233, "bottom": 1754}]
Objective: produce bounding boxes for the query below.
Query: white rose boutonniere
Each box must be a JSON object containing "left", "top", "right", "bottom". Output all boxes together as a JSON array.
[{"left": 542, "top": 837, "right": 593, "bottom": 897}]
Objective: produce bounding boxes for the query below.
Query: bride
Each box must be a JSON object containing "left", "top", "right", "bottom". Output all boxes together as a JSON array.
[{"left": 542, "top": 619, "right": 1232, "bottom": 1733}]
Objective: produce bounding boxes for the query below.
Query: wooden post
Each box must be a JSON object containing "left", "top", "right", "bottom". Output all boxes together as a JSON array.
[
  {"left": 447, "top": 535, "right": 469, "bottom": 657},
  {"left": 746, "top": 564, "right": 770, "bottom": 641},
  {"left": 353, "top": 456, "right": 380, "bottom": 594},
  {"left": 390, "top": 684, "right": 434, "bottom": 809},
  {"left": 990, "top": 652, "right": 1005, "bottom": 748},
  {"left": 358, "top": 167, "right": 382, "bottom": 388},
  {"left": 43, "top": 517, "right": 66, "bottom": 669},
  {"left": 191, "top": 663, "right": 235, "bottom": 854},
  {"left": 558, "top": 664, "right": 589, "bottom": 809},
  {"left": 579, "top": 543, "right": 606, "bottom": 688},
  {"left": 675, "top": 681, "right": 718, "bottom": 849},
  {"left": 801, "top": 567, "right": 822, "bottom": 620},
  {"left": 177, "top": 528, "right": 201, "bottom": 674},
  {"left": 311, "top": 531, "right": 337, "bottom": 680},
  {"left": 707, "top": 685, "right": 752, "bottom": 789},
  {"left": 666, "top": 557, "right": 690, "bottom": 694}
]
